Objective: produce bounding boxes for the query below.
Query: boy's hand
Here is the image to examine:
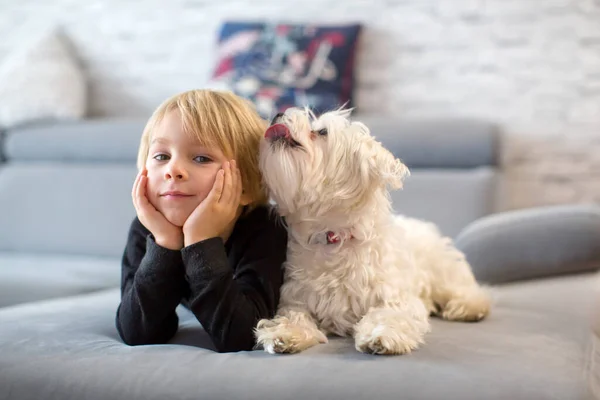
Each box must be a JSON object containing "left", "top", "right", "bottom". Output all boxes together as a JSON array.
[
  {"left": 132, "top": 169, "right": 183, "bottom": 250},
  {"left": 183, "top": 160, "right": 242, "bottom": 247}
]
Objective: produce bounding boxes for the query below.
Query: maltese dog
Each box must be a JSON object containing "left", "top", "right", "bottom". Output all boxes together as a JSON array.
[{"left": 254, "top": 107, "right": 491, "bottom": 355}]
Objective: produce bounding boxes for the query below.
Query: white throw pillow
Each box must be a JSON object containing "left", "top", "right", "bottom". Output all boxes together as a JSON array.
[{"left": 0, "top": 29, "right": 87, "bottom": 128}]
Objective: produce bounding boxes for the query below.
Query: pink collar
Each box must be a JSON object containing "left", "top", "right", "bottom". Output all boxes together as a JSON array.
[{"left": 326, "top": 231, "right": 354, "bottom": 244}]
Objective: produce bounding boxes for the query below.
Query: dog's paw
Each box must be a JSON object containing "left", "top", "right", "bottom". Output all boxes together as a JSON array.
[
  {"left": 355, "top": 325, "right": 424, "bottom": 355},
  {"left": 255, "top": 317, "right": 327, "bottom": 355},
  {"left": 260, "top": 336, "right": 298, "bottom": 354},
  {"left": 441, "top": 288, "right": 491, "bottom": 322},
  {"left": 354, "top": 306, "right": 430, "bottom": 355}
]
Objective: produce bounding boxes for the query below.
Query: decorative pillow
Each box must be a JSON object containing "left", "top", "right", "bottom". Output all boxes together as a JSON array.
[
  {"left": 455, "top": 204, "right": 600, "bottom": 284},
  {"left": 0, "top": 28, "right": 87, "bottom": 128},
  {"left": 210, "top": 21, "right": 361, "bottom": 119}
]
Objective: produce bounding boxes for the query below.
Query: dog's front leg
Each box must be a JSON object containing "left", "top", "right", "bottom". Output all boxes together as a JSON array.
[
  {"left": 354, "top": 295, "right": 431, "bottom": 355},
  {"left": 254, "top": 308, "right": 328, "bottom": 354}
]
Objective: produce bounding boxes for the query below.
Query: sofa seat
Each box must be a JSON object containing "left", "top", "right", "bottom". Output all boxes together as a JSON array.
[
  {"left": 0, "top": 252, "right": 120, "bottom": 308},
  {"left": 0, "top": 271, "right": 597, "bottom": 400}
]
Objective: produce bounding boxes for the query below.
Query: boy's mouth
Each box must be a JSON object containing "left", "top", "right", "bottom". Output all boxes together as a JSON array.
[{"left": 160, "top": 191, "right": 193, "bottom": 198}]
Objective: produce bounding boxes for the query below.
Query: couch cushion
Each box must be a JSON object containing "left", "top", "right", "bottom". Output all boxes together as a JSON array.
[
  {"left": 0, "top": 163, "right": 136, "bottom": 257},
  {"left": 591, "top": 292, "right": 600, "bottom": 399},
  {"left": 354, "top": 116, "right": 498, "bottom": 169},
  {"left": 5, "top": 118, "right": 146, "bottom": 162},
  {"left": 392, "top": 167, "right": 497, "bottom": 238},
  {"left": 594, "top": 295, "right": 600, "bottom": 337},
  {"left": 0, "top": 252, "right": 120, "bottom": 308},
  {"left": 590, "top": 319, "right": 600, "bottom": 399},
  {"left": 455, "top": 204, "right": 600, "bottom": 284},
  {"left": 0, "top": 272, "right": 597, "bottom": 400}
]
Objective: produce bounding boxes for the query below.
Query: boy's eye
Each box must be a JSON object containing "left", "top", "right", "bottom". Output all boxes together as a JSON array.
[
  {"left": 153, "top": 154, "right": 169, "bottom": 161},
  {"left": 193, "top": 155, "right": 211, "bottom": 163}
]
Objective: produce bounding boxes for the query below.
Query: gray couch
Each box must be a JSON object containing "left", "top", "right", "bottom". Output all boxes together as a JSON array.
[{"left": 0, "top": 117, "right": 598, "bottom": 400}]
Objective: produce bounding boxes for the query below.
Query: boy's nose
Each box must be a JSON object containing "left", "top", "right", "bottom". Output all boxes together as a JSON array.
[{"left": 165, "top": 162, "right": 188, "bottom": 180}]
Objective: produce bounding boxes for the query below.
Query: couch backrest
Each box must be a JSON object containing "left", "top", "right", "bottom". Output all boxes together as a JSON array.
[
  {"left": 355, "top": 116, "right": 499, "bottom": 237},
  {"left": 0, "top": 116, "right": 499, "bottom": 258},
  {"left": 0, "top": 120, "right": 144, "bottom": 257}
]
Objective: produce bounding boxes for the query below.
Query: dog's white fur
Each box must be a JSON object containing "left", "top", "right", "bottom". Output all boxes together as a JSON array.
[{"left": 255, "top": 107, "right": 491, "bottom": 355}]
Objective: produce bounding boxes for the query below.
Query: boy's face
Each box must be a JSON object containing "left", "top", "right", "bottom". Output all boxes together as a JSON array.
[{"left": 145, "top": 110, "right": 230, "bottom": 227}]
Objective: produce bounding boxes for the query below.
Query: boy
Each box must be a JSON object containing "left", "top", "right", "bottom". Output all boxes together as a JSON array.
[{"left": 115, "top": 89, "right": 288, "bottom": 353}]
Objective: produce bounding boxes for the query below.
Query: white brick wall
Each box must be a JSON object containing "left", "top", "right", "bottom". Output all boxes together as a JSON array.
[{"left": 1, "top": 0, "right": 600, "bottom": 210}]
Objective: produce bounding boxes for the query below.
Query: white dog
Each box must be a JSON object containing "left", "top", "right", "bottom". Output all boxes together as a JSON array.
[{"left": 254, "top": 107, "right": 491, "bottom": 355}]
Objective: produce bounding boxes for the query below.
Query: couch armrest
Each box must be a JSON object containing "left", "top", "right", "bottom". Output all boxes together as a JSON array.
[{"left": 455, "top": 204, "right": 600, "bottom": 284}]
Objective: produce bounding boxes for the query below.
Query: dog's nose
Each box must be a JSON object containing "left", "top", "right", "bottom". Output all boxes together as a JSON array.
[{"left": 270, "top": 113, "right": 284, "bottom": 126}]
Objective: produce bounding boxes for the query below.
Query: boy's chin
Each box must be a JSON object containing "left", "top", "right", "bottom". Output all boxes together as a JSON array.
[{"left": 161, "top": 210, "right": 191, "bottom": 228}]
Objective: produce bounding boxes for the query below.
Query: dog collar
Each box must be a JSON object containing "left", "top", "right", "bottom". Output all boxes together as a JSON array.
[{"left": 326, "top": 231, "right": 354, "bottom": 244}]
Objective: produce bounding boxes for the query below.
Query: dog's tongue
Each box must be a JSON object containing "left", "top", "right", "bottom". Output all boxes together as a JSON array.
[{"left": 265, "top": 123, "right": 290, "bottom": 140}]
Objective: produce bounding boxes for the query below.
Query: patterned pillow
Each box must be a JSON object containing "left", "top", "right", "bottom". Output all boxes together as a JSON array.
[{"left": 210, "top": 22, "right": 362, "bottom": 119}]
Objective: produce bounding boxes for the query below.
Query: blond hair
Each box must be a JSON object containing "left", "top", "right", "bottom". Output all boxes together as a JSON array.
[{"left": 137, "top": 89, "right": 269, "bottom": 211}]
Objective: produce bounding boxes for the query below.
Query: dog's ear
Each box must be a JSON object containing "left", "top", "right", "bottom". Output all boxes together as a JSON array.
[
  {"left": 351, "top": 122, "right": 410, "bottom": 190},
  {"left": 369, "top": 141, "right": 410, "bottom": 189}
]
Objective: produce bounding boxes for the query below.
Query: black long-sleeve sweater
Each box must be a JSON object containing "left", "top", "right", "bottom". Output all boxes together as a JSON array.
[{"left": 115, "top": 205, "right": 288, "bottom": 353}]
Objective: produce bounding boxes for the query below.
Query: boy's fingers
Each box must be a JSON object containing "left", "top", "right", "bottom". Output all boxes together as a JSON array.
[
  {"left": 132, "top": 171, "right": 142, "bottom": 201},
  {"left": 137, "top": 176, "right": 153, "bottom": 211},
  {"left": 230, "top": 160, "right": 238, "bottom": 193},
  {"left": 208, "top": 169, "right": 225, "bottom": 203},
  {"left": 133, "top": 175, "right": 144, "bottom": 210},
  {"left": 135, "top": 176, "right": 146, "bottom": 211},
  {"left": 232, "top": 161, "right": 242, "bottom": 204},
  {"left": 133, "top": 169, "right": 149, "bottom": 208},
  {"left": 221, "top": 161, "right": 233, "bottom": 204}
]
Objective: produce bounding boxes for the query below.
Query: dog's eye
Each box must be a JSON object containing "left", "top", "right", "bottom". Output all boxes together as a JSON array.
[{"left": 317, "top": 128, "right": 328, "bottom": 136}]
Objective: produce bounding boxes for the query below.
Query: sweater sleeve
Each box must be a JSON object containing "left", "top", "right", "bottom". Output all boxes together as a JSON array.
[
  {"left": 115, "top": 218, "right": 188, "bottom": 345},
  {"left": 181, "top": 217, "right": 287, "bottom": 353}
]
